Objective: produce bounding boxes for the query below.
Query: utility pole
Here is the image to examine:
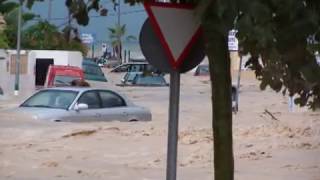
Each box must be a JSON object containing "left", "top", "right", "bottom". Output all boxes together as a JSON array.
[
  {"left": 67, "top": 9, "right": 73, "bottom": 43},
  {"left": 14, "top": 0, "right": 22, "bottom": 96},
  {"left": 92, "top": 43, "right": 95, "bottom": 59},
  {"left": 117, "top": 0, "right": 121, "bottom": 63},
  {"left": 48, "top": 0, "right": 52, "bottom": 22}
]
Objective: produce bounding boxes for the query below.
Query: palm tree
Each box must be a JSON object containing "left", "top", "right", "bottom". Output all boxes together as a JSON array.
[
  {"left": 0, "top": 0, "right": 18, "bottom": 48},
  {"left": 23, "top": 21, "right": 60, "bottom": 49},
  {"left": 23, "top": 20, "right": 88, "bottom": 54},
  {"left": 0, "top": 0, "right": 18, "bottom": 15},
  {"left": 3, "top": 6, "right": 38, "bottom": 48},
  {"left": 108, "top": 24, "right": 136, "bottom": 61},
  {"left": 108, "top": 24, "right": 125, "bottom": 60}
]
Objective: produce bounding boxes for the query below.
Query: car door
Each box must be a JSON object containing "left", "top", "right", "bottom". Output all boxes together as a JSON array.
[
  {"left": 97, "top": 90, "right": 129, "bottom": 121},
  {"left": 68, "top": 90, "right": 102, "bottom": 122}
]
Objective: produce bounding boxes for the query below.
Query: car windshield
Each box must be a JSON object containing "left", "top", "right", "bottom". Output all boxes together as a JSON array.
[
  {"left": 124, "top": 73, "right": 140, "bottom": 82},
  {"left": 21, "top": 90, "right": 78, "bottom": 109},
  {"left": 198, "top": 65, "right": 209, "bottom": 74},
  {"left": 113, "top": 64, "right": 129, "bottom": 72},
  {"left": 134, "top": 75, "right": 167, "bottom": 85},
  {"left": 128, "top": 64, "right": 144, "bottom": 72},
  {"left": 83, "top": 64, "right": 104, "bottom": 75},
  {"left": 54, "top": 75, "right": 81, "bottom": 86}
]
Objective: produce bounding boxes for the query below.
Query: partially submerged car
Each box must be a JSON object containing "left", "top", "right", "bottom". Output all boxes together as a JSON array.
[
  {"left": 118, "top": 72, "right": 168, "bottom": 87},
  {"left": 82, "top": 59, "right": 107, "bottom": 82},
  {"left": 110, "top": 62, "right": 159, "bottom": 73},
  {"left": 194, "top": 64, "right": 209, "bottom": 76},
  {"left": 44, "top": 65, "right": 84, "bottom": 87},
  {"left": 0, "top": 87, "right": 151, "bottom": 122},
  {"left": 102, "top": 57, "right": 121, "bottom": 68}
]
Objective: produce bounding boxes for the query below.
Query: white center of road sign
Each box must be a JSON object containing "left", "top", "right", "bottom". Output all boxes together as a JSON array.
[
  {"left": 150, "top": 7, "right": 200, "bottom": 61},
  {"left": 144, "top": 2, "right": 202, "bottom": 69}
]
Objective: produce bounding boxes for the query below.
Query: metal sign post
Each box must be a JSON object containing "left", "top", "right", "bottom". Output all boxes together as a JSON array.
[
  {"left": 235, "top": 55, "right": 242, "bottom": 112},
  {"left": 140, "top": 3, "right": 206, "bottom": 180},
  {"left": 228, "top": 29, "right": 240, "bottom": 112},
  {"left": 166, "top": 71, "right": 180, "bottom": 180},
  {"left": 91, "top": 43, "right": 95, "bottom": 58},
  {"left": 14, "top": 0, "right": 23, "bottom": 96}
]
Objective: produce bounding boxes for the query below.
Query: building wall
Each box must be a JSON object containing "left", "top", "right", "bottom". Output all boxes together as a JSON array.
[{"left": 0, "top": 49, "right": 8, "bottom": 96}]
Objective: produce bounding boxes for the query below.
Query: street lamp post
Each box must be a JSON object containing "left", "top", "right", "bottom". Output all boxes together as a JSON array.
[
  {"left": 117, "top": 0, "right": 121, "bottom": 64},
  {"left": 14, "top": 0, "right": 22, "bottom": 96},
  {"left": 48, "top": 0, "right": 52, "bottom": 22}
]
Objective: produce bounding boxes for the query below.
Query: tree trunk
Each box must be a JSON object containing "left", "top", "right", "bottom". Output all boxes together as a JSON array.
[{"left": 205, "top": 30, "right": 234, "bottom": 179}]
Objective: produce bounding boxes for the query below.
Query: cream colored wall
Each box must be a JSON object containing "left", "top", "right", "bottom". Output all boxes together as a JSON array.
[{"left": 230, "top": 51, "right": 240, "bottom": 71}]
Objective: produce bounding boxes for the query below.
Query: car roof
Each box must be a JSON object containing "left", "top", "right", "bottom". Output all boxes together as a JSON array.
[
  {"left": 35, "top": 87, "right": 134, "bottom": 106},
  {"left": 126, "top": 71, "right": 143, "bottom": 74},
  {"left": 114, "top": 62, "right": 148, "bottom": 67},
  {"left": 124, "top": 62, "right": 148, "bottom": 65},
  {"left": 41, "top": 87, "right": 115, "bottom": 93},
  {"left": 83, "top": 59, "right": 98, "bottom": 65}
]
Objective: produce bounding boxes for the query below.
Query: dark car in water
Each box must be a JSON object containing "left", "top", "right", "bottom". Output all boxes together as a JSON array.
[
  {"left": 118, "top": 72, "right": 168, "bottom": 87},
  {"left": 111, "top": 62, "right": 162, "bottom": 75},
  {"left": 82, "top": 59, "right": 107, "bottom": 82},
  {"left": 111, "top": 62, "right": 149, "bottom": 73},
  {"left": 194, "top": 64, "right": 209, "bottom": 76}
]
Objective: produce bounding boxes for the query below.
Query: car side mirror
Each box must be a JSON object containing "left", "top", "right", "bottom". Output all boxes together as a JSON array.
[{"left": 74, "top": 103, "right": 88, "bottom": 111}]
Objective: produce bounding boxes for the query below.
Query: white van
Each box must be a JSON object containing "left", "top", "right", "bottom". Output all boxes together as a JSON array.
[{"left": 3, "top": 50, "right": 83, "bottom": 96}]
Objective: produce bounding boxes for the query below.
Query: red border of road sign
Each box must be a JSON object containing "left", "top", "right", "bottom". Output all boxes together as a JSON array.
[{"left": 144, "top": 1, "right": 203, "bottom": 70}]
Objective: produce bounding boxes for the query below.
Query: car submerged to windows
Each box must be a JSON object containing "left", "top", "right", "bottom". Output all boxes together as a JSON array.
[
  {"left": 110, "top": 62, "right": 160, "bottom": 73},
  {"left": 194, "top": 64, "right": 209, "bottom": 76},
  {"left": 0, "top": 87, "right": 151, "bottom": 122},
  {"left": 118, "top": 72, "right": 168, "bottom": 87},
  {"left": 44, "top": 65, "right": 85, "bottom": 87},
  {"left": 82, "top": 59, "right": 107, "bottom": 82}
]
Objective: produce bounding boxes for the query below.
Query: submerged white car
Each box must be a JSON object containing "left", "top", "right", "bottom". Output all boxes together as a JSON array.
[{"left": 2, "top": 87, "right": 151, "bottom": 122}]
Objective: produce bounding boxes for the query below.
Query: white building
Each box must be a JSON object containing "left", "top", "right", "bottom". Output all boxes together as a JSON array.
[{"left": 0, "top": 50, "right": 83, "bottom": 97}]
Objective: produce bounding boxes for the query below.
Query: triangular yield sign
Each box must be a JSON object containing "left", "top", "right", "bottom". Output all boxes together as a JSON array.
[{"left": 144, "top": 2, "right": 202, "bottom": 69}]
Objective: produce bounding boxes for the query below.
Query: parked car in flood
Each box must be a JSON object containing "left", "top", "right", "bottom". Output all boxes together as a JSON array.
[
  {"left": 194, "top": 64, "right": 209, "bottom": 76},
  {"left": 82, "top": 59, "right": 107, "bottom": 82},
  {"left": 118, "top": 72, "right": 168, "bottom": 87},
  {"left": 110, "top": 62, "right": 161, "bottom": 74},
  {"left": 0, "top": 87, "right": 151, "bottom": 122},
  {"left": 44, "top": 65, "right": 84, "bottom": 87}
]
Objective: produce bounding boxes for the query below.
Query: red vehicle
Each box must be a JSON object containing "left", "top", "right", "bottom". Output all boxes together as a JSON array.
[{"left": 44, "top": 65, "right": 84, "bottom": 88}]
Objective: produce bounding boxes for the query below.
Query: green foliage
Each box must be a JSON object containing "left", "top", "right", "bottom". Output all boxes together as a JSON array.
[
  {"left": 107, "top": 23, "right": 136, "bottom": 59},
  {"left": 237, "top": 0, "right": 320, "bottom": 109},
  {"left": 108, "top": 24, "right": 126, "bottom": 41},
  {"left": 0, "top": 31, "right": 9, "bottom": 48},
  {"left": 2, "top": 6, "right": 38, "bottom": 48},
  {"left": 108, "top": 24, "right": 126, "bottom": 58},
  {"left": 23, "top": 21, "right": 88, "bottom": 54},
  {"left": 65, "top": 0, "right": 106, "bottom": 26},
  {"left": 23, "top": 21, "right": 60, "bottom": 49},
  {"left": 0, "top": 0, "right": 18, "bottom": 14}
]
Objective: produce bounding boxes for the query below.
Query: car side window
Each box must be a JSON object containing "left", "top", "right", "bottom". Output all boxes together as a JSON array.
[
  {"left": 78, "top": 91, "right": 101, "bottom": 109},
  {"left": 99, "top": 91, "right": 126, "bottom": 108}
]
